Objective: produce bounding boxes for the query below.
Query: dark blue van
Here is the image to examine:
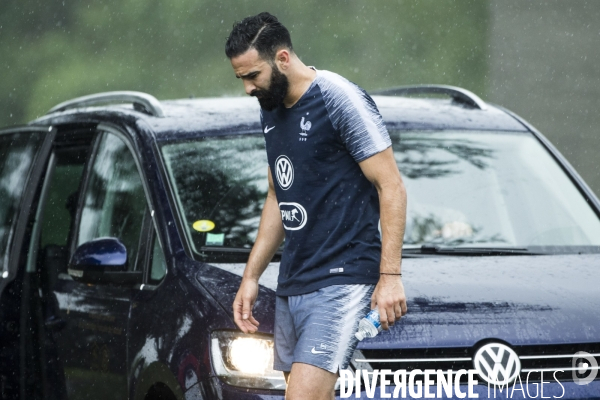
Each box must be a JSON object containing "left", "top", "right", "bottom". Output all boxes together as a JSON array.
[{"left": 0, "top": 87, "right": 599, "bottom": 399}]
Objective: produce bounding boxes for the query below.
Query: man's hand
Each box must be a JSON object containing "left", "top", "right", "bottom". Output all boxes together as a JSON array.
[
  {"left": 371, "top": 275, "right": 407, "bottom": 330},
  {"left": 359, "top": 147, "right": 408, "bottom": 331},
  {"left": 233, "top": 278, "right": 260, "bottom": 333},
  {"left": 232, "top": 167, "right": 284, "bottom": 334}
]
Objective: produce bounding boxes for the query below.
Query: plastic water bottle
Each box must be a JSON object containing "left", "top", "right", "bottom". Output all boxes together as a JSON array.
[{"left": 355, "top": 309, "right": 382, "bottom": 341}]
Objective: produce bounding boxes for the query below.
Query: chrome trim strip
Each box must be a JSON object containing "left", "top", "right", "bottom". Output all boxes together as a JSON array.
[
  {"left": 522, "top": 366, "right": 600, "bottom": 372},
  {"left": 520, "top": 353, "right": 600, "bottom": 360},
  {"left": 354, "top": 357, "right": 472, "bottom": 363},
  {"left": 356, "top": 353, "right": 599, "bottom": 363}
]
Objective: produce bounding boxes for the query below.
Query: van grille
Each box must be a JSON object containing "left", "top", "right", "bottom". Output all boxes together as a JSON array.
[{"left": 351, "top": 343, "right": 600, "bottom": 386}]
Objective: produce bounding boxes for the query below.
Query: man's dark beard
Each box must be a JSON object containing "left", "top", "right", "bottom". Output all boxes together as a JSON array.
[{"left": 251, "top": 66, "right": 289, "bottom": 111}]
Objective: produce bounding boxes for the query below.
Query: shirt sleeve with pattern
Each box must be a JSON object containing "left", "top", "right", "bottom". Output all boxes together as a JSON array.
[{"left": 317, "top": 70, "right": 392, "bottom": 162}]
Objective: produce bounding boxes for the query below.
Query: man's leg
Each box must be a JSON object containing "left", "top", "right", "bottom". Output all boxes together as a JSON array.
[
  {"left": 274, "top": 295, "right": 296, "bottom": 375},
  {"left": 281, "top": 284, "right": 375, "bottom": 399},
  {"left": 285, "top": 362, "right": 337, "bottom": 400}
]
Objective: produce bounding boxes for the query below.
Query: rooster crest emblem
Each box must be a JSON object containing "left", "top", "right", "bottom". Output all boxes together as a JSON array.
[{"left": 299, "top": 117, "right": 312, "bottom": 141}]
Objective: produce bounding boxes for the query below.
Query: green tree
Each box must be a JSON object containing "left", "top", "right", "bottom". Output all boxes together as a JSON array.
[{"left": 0, "top": 0, "right": 488, "bottom": 127}]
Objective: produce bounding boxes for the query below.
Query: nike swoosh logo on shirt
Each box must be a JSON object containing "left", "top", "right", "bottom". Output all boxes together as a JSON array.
[
  {"left": 264, "top": 125, "right": 275, "bottom": 133},
  {"left": 311, "top": 347, "right": 328, "bottom": 354}
]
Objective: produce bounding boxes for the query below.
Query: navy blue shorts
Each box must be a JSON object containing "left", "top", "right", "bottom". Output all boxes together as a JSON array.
[{"left": 273, "top": 284, "right": 375, "bottom": 373}]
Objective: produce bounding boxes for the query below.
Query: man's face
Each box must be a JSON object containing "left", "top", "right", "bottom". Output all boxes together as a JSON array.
[{"left": 231, "top": 48, "right": 289, "bottom": 111}]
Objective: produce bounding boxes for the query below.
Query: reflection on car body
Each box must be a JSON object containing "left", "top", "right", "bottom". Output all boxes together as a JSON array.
[{"left": 0, "top": 87, "right": 598, "bottom": 400}]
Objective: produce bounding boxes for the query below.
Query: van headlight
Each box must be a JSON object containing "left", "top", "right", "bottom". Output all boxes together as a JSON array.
[{"left": 210, "top": 331, "right": 286, "bottom": 390}]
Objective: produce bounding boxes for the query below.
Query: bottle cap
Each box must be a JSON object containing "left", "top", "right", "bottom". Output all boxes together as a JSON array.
[{"left": 355, "top": 332, "right": 364, "bottom": 341}]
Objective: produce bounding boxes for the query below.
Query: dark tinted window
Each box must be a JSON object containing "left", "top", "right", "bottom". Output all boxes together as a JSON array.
[
  {"left": 77, "top": 132, "right": 147, "bottom": 269},
  {"left": 41, "top": 149, "right": 87, "bottom": 248},
  {"left": 37, "top": 147, "right": 89, "bottom": 283},
  {"left": 0, "top": 131, "right": 43, "bottom": 274}
]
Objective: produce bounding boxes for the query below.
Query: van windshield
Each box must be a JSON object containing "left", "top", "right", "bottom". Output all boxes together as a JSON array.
[
  {"left": 396, "top": 130, "right": 600, "bottom": 251},
  {"left": 161, "top": 130, "right": 600, "bottom": 256}
]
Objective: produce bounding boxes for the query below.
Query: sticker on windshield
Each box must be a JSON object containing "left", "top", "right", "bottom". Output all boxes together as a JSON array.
[
  {"left": 206, "top": 233, "right": 225, "bottom": 246},
  {"left": 193, "top": 219, "right": 215, "bottom": 232}
]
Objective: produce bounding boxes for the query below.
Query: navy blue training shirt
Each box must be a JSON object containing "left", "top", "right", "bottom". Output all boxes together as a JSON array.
[{"left": 261, "top": 69, "right": 392, "bottom": 296}]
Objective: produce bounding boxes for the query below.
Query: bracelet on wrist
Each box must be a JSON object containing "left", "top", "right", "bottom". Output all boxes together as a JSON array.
[{"left": 380, "top": 272, "right": 402, "bottom": 276}]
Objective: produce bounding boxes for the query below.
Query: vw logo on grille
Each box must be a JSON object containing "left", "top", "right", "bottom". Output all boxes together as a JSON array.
[
  {"left": 275, "top": 155, "right": 294, "bottom": 190},
  {"left": 473, "top": 342, "right": 521, "bottom": 386}
]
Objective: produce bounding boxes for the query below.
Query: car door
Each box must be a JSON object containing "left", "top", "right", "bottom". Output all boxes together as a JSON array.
[
  {"left": 50, "top": 126, "right": 148, "bottom": 400},
  {"left": 0, "top": 126, "right": 55, "bottom": 400}
]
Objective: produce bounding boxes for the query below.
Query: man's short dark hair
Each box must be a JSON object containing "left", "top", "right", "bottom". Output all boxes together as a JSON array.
[{"left": 225, "top": 12, "right": 293, "bottom": 61}]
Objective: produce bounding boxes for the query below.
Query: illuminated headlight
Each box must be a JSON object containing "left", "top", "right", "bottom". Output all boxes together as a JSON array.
[{"left": 210, "top": 331, "right": 286, "bottom": 390}]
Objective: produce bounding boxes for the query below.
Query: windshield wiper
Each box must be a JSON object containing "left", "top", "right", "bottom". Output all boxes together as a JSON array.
[
  {"left": 198, "top": 245, "right": 545, "bottom": 262},
  {"left": 403, "top": 245, "right": 547, "bottom": 256},
  {"left": 198, "top": 246, "right": 282, "bottom": 263}
]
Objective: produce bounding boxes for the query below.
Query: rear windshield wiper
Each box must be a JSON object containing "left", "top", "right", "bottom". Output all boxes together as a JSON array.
[{"left": 403, "top": 245, "right": 547, "bottom": 256}]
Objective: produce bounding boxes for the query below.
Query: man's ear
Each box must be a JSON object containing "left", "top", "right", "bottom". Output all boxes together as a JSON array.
[{"left": 275, "top": 48, "right": 291, "bottom": 70}]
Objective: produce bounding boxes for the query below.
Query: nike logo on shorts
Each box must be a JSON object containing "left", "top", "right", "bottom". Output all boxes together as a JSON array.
[
  {"left": 264, "top": 125, "right": 275, "bottom": 133},
  {"left": 311, "top": 347, "right": 328, "bottom": 354}
]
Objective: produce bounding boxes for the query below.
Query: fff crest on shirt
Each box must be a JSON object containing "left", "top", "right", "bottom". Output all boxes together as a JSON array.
[{"left": 299, "top": 114, "right": 311, "bottom": 142}]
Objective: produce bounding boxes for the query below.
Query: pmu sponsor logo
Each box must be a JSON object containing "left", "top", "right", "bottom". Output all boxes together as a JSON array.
[{"left": 279, "top": 202, "right": 307, "bottom": 230}]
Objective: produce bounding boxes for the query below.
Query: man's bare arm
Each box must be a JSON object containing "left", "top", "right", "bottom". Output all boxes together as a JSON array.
[
  {"left": 233, "top": 167, "right": 285, "bottom": 333},
  {"left": 358, "top": 147, "right": 408, "bottom": 330}
]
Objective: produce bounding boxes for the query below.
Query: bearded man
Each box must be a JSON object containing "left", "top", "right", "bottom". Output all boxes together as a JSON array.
[{"left": 225, "top": 12, "right": 408, "bottom": 400}]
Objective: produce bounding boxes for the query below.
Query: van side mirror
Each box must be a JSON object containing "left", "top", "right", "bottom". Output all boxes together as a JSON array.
[{"left": 69, "top": 237, "right": 142, "bottom": 285}]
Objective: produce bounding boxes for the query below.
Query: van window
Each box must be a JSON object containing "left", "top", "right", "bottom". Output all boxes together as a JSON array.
[
  {"left": 77, "top": 132, "right": 147, "bottom": 269},
  {"left": 0, "top": 132, "right": 44, "bottom": 273}
]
